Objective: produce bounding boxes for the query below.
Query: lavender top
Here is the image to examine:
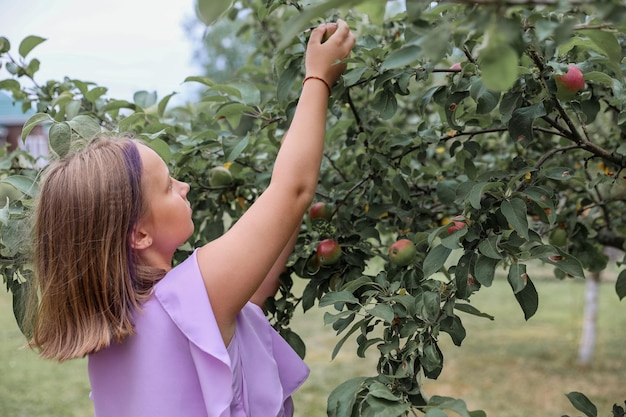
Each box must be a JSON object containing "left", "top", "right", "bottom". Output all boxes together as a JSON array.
[{"left": 88, "top": 249, "right": 309, "bottom": 417}]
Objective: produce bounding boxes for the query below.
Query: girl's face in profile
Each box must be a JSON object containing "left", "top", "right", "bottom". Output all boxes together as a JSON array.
[{"left": 135, "top": 143, "right": 194, "bottom": 265}]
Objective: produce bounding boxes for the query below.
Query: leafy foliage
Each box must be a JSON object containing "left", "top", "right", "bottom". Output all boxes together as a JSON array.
[{"left": 2, "top": 0, "right": 626, "bottom": 415}]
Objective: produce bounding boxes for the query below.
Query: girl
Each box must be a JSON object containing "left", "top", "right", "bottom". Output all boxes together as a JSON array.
[{"left": 29, "top": 20, "right": 355, "bottom": 417}]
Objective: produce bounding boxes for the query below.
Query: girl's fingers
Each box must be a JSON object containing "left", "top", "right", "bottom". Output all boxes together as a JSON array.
[{"left": 309, "top": 23, "right": 327, "bottom": 45}]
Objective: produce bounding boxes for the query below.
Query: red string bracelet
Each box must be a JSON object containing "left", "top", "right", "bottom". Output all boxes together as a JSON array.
[{"left": 302, "top": 75, "right": 332, "bottom": 95}]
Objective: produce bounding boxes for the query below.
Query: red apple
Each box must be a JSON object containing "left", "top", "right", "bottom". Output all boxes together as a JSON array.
[
  {"left": 446, "top": 216, "right": 467, "bottom": 234},
  {"left": 316, "top": 239, "right": 342, "bottom": 266},
  {"left": 388, "top": 239, "right": 417, "bottom": 266},
  {"left": 557, "top": 64, "right": 584, "bottom": 93},
  {"left": 308, "top": 201, "right": 332, "bottom": 221},
  {"left": 450, "top": 62, "right": 462, "bottom": 71}
]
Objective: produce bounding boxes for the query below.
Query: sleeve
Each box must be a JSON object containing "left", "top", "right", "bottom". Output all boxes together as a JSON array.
[{"left": 156, "top": 250, "right": 309, "bottom": 417}]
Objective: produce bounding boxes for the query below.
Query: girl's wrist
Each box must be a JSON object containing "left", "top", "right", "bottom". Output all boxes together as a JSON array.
[{"left": 302, "top": 75, "right": 332, "bottom": 95}]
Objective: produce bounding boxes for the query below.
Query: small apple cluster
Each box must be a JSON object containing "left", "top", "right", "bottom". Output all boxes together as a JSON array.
[{"left": 308, "top": 202, "right": 342, "bottom": 268}]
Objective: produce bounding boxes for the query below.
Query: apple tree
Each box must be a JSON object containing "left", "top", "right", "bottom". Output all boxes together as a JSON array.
[{"left": 2, "top": 0, "right": 626, "bottom": 415}]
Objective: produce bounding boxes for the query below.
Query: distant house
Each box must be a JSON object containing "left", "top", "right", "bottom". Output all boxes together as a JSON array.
[{"left": 0, "top": 91, "right": 48, "bottom": 167}]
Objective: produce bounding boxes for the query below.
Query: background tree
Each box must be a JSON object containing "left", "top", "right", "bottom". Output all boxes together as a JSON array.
[{"left": 2, "top": 0, "right": 626, "bottom": 416}]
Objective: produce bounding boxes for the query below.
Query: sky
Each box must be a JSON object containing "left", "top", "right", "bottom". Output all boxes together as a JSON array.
[{"left": 0, "top": 0, "right": 202, "bottom": 105}]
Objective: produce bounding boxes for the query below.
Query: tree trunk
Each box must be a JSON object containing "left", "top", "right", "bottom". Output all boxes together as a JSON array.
[{"left": 577, "top": 271, "right": 601, "bottom": 366}]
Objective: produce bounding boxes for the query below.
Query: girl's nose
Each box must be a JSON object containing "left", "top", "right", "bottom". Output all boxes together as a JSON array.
[{"left": 177, "top": 179, "right": 190, "bottom": 196}]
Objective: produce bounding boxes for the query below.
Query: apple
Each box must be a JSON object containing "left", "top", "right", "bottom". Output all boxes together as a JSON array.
[
  {"left": 557, "top": 64, "right": 584, "bottom": 93},
  {"left": 388, "top": 239, "right": 417, "bottom": 266},
  {"left": 308, "top": 201, "right": 332, "bottom": 221},
  {"left": 316, "top": 239, "right": 342, "bottom": 266},
  {"left": 446, "top": 216, "right": 467, "bottom": 234},
  {"left": 450, "top": 62, "right": 461, "bottom": 71},
  {"left": 549, "top": 227, "right": 567, "bottom": 247},
  {"left": 208, "top": 166, "right": 234, "bottom": 187},
  {"left": 321, "top": 22, "right": 338, "bottom": 43}
]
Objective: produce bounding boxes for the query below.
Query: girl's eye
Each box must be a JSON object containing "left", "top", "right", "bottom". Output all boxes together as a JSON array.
[{"left": 168, "top": 178, "right": 173, "bottom": 190}]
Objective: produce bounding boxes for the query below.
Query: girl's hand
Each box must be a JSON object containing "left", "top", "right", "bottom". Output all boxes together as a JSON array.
[{"left": 305, "top": 19, "right": 356, "bottom": 90}]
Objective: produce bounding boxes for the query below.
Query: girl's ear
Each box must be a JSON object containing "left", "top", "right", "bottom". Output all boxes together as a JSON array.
[{"left": 131, "top": 226, "right": 153, "bottom": 250}]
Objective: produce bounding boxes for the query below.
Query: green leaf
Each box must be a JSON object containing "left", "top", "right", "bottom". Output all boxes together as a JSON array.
[
  {"left": 282, "top": 328, "right": 306, "bottom": 359},
  {"left": 21, "top": 113, "right": 52, "bottom": 141},
  {"left": 331, "top": 321, "right": 362, "bottom": 360},
  {"left": 380, "top": 45, "right": 421, "bottom": 71},
  {"left": 422, "top": 341, "right": 443, "bottom": 376},
  {"left": 469, "top": 181, "right": 502, "bottom": 210},
  {"left": 423, "top": 245, "right": 452, "bottom": 278},
  {"left": 443, "top": 91, "right": 469, "bottom": 130},
  {"left": 216, "top": 102, "right": 249, "bottom": 130},
  {"left": 18, "top": 35, "right": 46, "bottom": 58},
  {"left": 530, "top": 245, "right": 585, "bottom": 278},
  {"left": 277, "top": 0, "right": 363, "bottom": 50},
  {"left": 477, "top": 235, "right": 502, "bottom": 259},
  {"left": 146, "top": 138, "right": 172, "bottom": 162},
  {"left": 327, "top": 376, "right": 367, "bottom": 417},
  {"left": 372, "top": 88, "right": 398, "bottom": 120},
  {"left": 0, "top": 79, "right": 21, "bottom": 92},
  {"left": 469, "top": 78, "right": 500, "bottom": 114},
  {"left": 0, "top": 36, "right": 10, "bottom": 53},
  {"left": 508, "top": 102, "right": 546, "bottom": 144},
  {"left": 133, "top": 90, "right": 157, "bottom": 109},
  {"left": 501, "top": 198, "right": 529, "bottom": 240},
  {"left": 478, "top": 35, "right": 518, "bottom": 92},
  {"left": 157, "top": 92, "right": 177, "bottom": 117},
  {"left": 391, "top": 174, "right": 410, "bottom": 202},
  {"left": 367, "top": 304, "right": 395, "bottom": 323},
  {"left": 616, "top": 270, "right": 626, "bottom": 300},
  {"left": 222, "top": 134, "right": 249, "bottom": 162},
  {"left": 565, "top": 392, "right": 598, "bottom": 417},
  {"left": 455, "top": 303, "right": 494, "bottom": 320},
  {"left": 355, "top": 0, "right": 387, "bottom": 26},
  {"left": 277, "top": 62, "right": 300, "bottom": 102},
  {"left": 84, "top": 87, "right": 107, "bottom": 103},
  {"left": 474, "top": 255, "right": 499, "bottom": 287},
  {"left": 1, "top": 175, "right": 38, "bottom": 197},
  {"left": 425, "top": 410, "right": 448, "bottom": 417},
  {"left": 183, "top": 76, "right": 215, "bottom": 87},
  {"left": 427, "top": 396, "right": 473, "bottom": 417},
  {"left": 368, "top": 381, "right": 401, "bottom": 401},
  {"left": 319, "top": 290, "right": 359, "bottom": 307},
  {"left": 48, "top": 122, "right": 71, "bottom": 158},
  {"left": 543, "top": 166, "right": 575, "bottom": 181},
  {"left": 584, "top": 71, "right": 617, "bottom": 88},
  {"left": 514, "top": 276, "right": 538, "bottom": 320},
  {"left": 195, "top": 0, "right": 234, "bottom": 26},
  {"left": 0, "top": 199, "right": 9, "bottom": 225},
  {"left": 507, "top": 262, "right": 527, "bottom": 294},
  {"left": 67, "top": 115, "right": 101, "bottom": 140},
  {"left": 440, "top": 315, "right": 467, "bottom": 346}
]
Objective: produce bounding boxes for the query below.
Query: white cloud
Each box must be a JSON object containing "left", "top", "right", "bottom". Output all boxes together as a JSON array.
[{"left": 0, "top": 0, "right": 201, "bottom": 104}]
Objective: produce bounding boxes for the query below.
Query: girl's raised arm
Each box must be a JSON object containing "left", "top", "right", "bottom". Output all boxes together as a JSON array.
[{"left": 196, "top": 20, "right": 355, "bottom": 343}]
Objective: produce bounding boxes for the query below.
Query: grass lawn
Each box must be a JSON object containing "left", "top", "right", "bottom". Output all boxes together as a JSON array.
[{"left": 1, "top": 266, "right": 625, "bottom": 417}]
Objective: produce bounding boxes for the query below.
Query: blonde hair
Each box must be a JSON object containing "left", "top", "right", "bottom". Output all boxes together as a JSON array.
[{"left": 30, "top": 136, "right": 165, "bottom": 361}]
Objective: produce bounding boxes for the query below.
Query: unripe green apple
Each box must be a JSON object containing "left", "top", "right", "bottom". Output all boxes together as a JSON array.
[
  {"left": 549, "top": 227, "right": 567, "bottom": 247},
  {"left": 308, "top": 201, "right": 332, "bottom": 221},
  {"left": 208, "top": 166, "right": 234, "bottom": 187},
  {"left": 316, "top": 238, "right": 342, "bottom": 266},
  {"left": 388, "top": 239, "right": 417, "bottom": 266}
]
